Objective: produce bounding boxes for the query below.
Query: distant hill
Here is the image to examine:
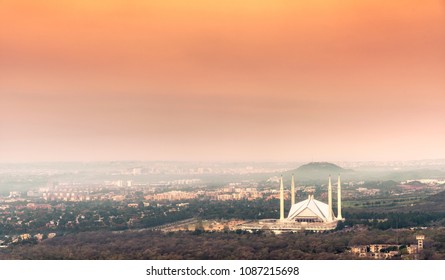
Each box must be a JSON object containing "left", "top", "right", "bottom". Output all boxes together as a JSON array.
[
  {"left": 296, "top": 162, "right": 348, "bottom": 173},
  {"left": 284, "top": 162, "right": 353, "bottom": 182}
]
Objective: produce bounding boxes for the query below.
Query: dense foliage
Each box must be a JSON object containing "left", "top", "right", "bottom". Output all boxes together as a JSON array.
[{"left": 1, "top": 228, "right": 445, "bottom": 260}]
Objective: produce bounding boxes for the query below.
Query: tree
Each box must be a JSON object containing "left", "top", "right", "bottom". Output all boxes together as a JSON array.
[{"left": 336, "top": 221, "right": 345, "bottom": 230}]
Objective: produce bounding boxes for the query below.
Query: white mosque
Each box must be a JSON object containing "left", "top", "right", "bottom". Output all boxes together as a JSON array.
[{"left": 240, "top": 175, "right": 344, "bottom": 232}]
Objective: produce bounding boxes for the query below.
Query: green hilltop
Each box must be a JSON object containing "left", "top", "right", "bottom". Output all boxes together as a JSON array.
[
  {"left": 284, "top": 162, "right": 353, "bottom": 182},
  {"left": 297, "top": 162, "right": 348, "bottom": 172}
]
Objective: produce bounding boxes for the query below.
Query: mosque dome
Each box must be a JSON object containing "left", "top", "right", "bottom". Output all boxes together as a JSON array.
[{"left": 286, "top": 194, "right": 335, "bottom": 223}]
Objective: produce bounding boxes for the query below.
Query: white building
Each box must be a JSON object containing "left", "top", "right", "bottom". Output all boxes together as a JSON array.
[
  {"left": 287, "top": 194, "right": 335, "bottom": 223},
  {"left": 240, "top": 175, "right": 344, "bottom": 232}
]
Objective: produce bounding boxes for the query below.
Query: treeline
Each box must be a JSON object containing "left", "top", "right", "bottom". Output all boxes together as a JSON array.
[
  {"left": 0, "top": 230, "right": 352, "bottom": 260},
  {"left": 343, "top": 210, "right": 445, "bottom": 230},
  {"left": 1, "top": 227, "right": 445, "bottom": 260},
  {"left": 194, "top": 199, "right": 280, "bottom": 220}
]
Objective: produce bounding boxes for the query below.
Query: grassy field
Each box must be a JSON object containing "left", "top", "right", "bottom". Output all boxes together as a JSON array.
[{"left": 342, "top": 195, "right": 428, "bottom": 210}]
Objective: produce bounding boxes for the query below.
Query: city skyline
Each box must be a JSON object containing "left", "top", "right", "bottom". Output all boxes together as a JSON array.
[{"left": 1, "top": 0, "right": 445, "bottom": 162}]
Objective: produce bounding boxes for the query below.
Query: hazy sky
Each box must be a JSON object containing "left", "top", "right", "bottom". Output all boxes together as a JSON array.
[{"left": 1, "top": 0, "right": 444, "bottom": 162}]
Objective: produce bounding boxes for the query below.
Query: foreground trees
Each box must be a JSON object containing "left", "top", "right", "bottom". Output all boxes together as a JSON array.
[{"left": 1, "top": 227, "right": 444, "bottom": 260}]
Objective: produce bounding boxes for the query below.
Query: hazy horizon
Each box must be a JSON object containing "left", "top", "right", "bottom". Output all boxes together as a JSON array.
[
  {"left": 1, "top": 0, "right": 444, "bottom": 163},
  {"left": 1, "top": 158, "right": 445, "bottom": 165}
]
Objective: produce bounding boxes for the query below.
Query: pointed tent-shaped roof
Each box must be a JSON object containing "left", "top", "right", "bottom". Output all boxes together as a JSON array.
[{"left": 287, "top": 194, "right": 335, "bottom": 222}]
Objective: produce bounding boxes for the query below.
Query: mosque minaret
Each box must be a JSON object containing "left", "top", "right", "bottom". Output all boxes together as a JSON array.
[
  {"left": 328, "top": 175, "right": 333, "bottom": 222},
  {"left": 279, "top": 176, "right": 285, "bottom": 221},
  {"left": 337, "top": 175, "right": 343, "bottom": 220}
]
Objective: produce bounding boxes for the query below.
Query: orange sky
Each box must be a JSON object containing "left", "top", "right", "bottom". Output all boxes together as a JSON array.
[{"left": 1, "top": 0, "right": 445, "bottom": 162}]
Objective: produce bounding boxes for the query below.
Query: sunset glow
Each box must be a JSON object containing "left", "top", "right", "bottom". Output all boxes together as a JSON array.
[{"left": 1, "top": 0, "right": 444, "bottom": 162}]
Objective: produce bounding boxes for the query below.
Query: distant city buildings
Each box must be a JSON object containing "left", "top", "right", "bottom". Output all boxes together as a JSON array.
[
  {"left": 145, "top": 191, "right": 198, "bottom": 201},
  {"left": 0, "top": 174, "right": 444, "bottom": 206}
]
